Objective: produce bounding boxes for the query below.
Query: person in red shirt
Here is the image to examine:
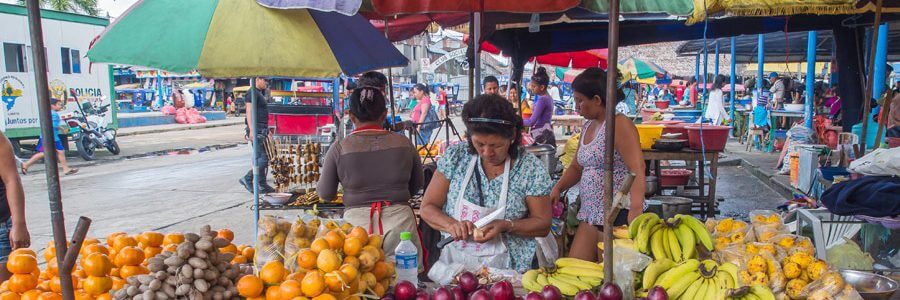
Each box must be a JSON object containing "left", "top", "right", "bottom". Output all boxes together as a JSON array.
[
  {"left": 437, "top": 85, "right": 448, "bottom": 119},
  {"left": 674, "top": 84, "right": 685, "bottom": 104}
]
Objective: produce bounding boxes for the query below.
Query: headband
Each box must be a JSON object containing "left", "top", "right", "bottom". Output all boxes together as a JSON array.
[{"left": 468, "top": 117, "right": 513, "bottom": 126}]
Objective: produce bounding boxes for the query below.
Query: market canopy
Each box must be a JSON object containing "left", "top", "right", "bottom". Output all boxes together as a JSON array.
[
  {"left": 87, "top": 0, "right": 408, "bottom": 78},
  {"left": 675, "top": 23, "right": 900, "bottom": 63}
]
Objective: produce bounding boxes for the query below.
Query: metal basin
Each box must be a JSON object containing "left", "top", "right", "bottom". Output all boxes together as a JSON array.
[
  {"left": 525, "top": 145, "right": 558, "bottom": 175},
  {"left": 645, "top": 175, "right": 659, "bottom": 197},
  {"left": 650, "top": 196, "right": 693, "bottom": 219},
  {"left": 841, "top": 270, "right": 898, "bottom": 300}
]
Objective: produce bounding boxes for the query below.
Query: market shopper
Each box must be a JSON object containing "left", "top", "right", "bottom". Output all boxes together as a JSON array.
[
  {"left": 318, "top": 86, "right": 425, "bottom": 268},
  {"left": 524, "top": 67, "right": 556, "bottom": 147},
  {"left": 704, "top": 75, "right": 731, "bottom": 125},
  {"left": 239, "top": 78, "right": 275, "bottom": 193},
  {"left": 769, "top": 72, "right": 785, "bottom": 109},
  {"left": 419, "top": 94, "right": 552, "bottom": 272},
  {"left": 483, "top": 76, "right": 500, "bottom": 95},
  {"left": 0, "top": 132, "right": 29, "bottom": 281},
  {"left": 20, "top": 98, "right": 78, "bottom": 176},
  {"left": 549, "top": 67, "right": 646, "bottom": 262},
  {"left": 410, "top": 83, "right": 437, "bottom": 145}
]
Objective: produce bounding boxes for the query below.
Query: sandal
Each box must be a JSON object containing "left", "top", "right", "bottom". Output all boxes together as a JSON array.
[{"left": 64, "top": 168, "right": 79, "bottom": 175}]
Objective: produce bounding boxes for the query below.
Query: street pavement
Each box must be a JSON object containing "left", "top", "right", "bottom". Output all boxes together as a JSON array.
[{"left": 17, "top": 118, "right": 787, "bottom": 253}]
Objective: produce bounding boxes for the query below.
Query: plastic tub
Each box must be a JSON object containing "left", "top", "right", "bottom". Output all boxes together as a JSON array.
[
  {"left": 660, "top": 169, "right": 692, "bottom": 186},
  {"left": 654, "top": 100, "right": 670, "bottom": 109},
  {"left": 819, "top": 167, "right": 850, "bottom": 181},
  {"left": 646, "top": 120, "right": 687, "bottom": 137},
  {"left": 684, "top": 125, "right": 732, "bottom": 151},
  {"left": 640, "top": 108, "right": 664, "bottom": 122},
  {"left": 636, "top": 124, "right": 665, "bottom": 150},
  {"left": 671, "top": 116, "right": 700, "bottom": 123},
  {"left": 673, "top": 109, "right": 702, "bottom": 117}
]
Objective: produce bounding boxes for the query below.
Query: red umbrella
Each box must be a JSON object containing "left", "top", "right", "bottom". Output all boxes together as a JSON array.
[
  {"left": 368, "top": 14, "right": 468, "bottom": 41},
  {"left": 474, "top": 37, "right": 607, "bottom": 69},
  {"left": 370, "top": 0, "right": 579, "bottom": 16}
]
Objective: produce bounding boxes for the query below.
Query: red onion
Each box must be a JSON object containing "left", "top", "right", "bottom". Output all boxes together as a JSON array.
[
  {"left": 458, "top": 272, "right": 479, "bottom": 294},
  {"left": 489, "top": 281, "right": 515, "bottom": 300},
  {"left": 469, "top": 289, "right": 492, "bottom": 300},
  {"left": 451, "top": 286, "right": 466, "bottom": 300},
  {"left": 597, "top": 283, "right": 623, "bottom": 300},
  {"left": 574, "top": 290, "right": 596, "bottom": 300},
  {"left": 524, "top": 292, "right": 544, "bottom": 300},
  {"left": 394, "top": 281, "right": 417, "bottom": 300},
  {"left": 646, "top": 286, "right": 668, "bottom": 300},
  {"left": 416, "top": 290, "right": 430, "bottom": 300},
  {"left": 540, "top": 285, "right": 562, "bottom": 300}
]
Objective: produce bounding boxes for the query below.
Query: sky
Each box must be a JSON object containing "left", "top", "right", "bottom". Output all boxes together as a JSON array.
[{"left": 1, "top": 0, "right": 139, "bottom": 18}]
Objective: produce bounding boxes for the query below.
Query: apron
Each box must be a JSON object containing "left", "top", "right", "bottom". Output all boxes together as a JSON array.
[{"left": 437, "top": 155, "right": 512, "bottom": 270}]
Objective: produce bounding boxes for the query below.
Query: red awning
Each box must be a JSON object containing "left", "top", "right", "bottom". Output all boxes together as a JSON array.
[{"left": 370, "top": 0, "right": 579, "bottom": 16}]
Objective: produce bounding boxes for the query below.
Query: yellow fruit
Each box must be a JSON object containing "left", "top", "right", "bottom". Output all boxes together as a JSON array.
[
  {"left": 324, "top": 271, "right": 348, "bottom": 292},
  {"left": 783, "top": 262, "right": 802, "bottom": 279},
  {"left": 310, "top": 239, "right": 330, "bottom": 254},
  {"left": 753, "top": 215, "right": 767, "bottom": 224},
  {"left": 301, "top": 271, "right": 326, "bottom": 297},
  {"left": 366, "top": 235, "right": 382, "bottom": 248},
  {"left": 361, "top": 273, "right": 376, "bottom": 289},
  {"left": 371, "top": 262, "right": 390, "bottom": 281},
  {"left": 759, "top": 244, "right": 777, "bottom": 256},
  {"left": 343, "top": 237, "right": 363, "bottom": 257},
  {"left": 237, "top": 275, "right": 265, "bottom": 298},
  {"left": 731, "top": 231, "right": 746, "bottom": 243},
  {"left": 343, "top": 256, "right": 360, "bottom": 269},
  {"left": 323, "top": 231, "right": 345, "bottom": 250},
  {"left": 280, "top": 280, "right": 304, "bottom": 299},
  {"left": 716, "top": 218, "right": 734, "bottom": 233},
  {"left": 749, "top": 272, "right": 769, "bottom": 286},
  {"left": 767, "top": 214, "right": 781, "bottom": 224},
  {"left": 777, "top": 236, "right": 796, "bottom": 249},
  {"left": 786, "top": 279, "right": 808, "bottom": 298},
  {"left": 807, "top": 260, "right": 828, "bottom": 281},
  {"left": 297, "top": 249, "right": 318, "bottom": 270},
  {"left": 732, "top": 221, "right": 748, "bottom": 232},
  {"left": 789, "top": 252, "right": 813, "bottom": 269},
  {"left": 746, "top": 243, "right": 759, "bottom": 255},
  {"left": 313, "top": 294, "right": 337, "bottom": 300},
  {"left": 348, "top": 227, "right": 369, "bottom": 245},
  {"left": 357, "top": 251, "right": 377, "bottom": 272},
  {"left": 748, "top": 255, "right": 767, "bottom": 274},
  {"left": 260, "top": 261, "right": 287, "bottom": 285},
  {"left": 339, "top": 264, "right": 358, "bottom": 280},
  {"left": 316, "top": 250, "right": 341, "bottom": 273},
  {"left": 294, "top": 238, "right": 311, "bottom": 249}
]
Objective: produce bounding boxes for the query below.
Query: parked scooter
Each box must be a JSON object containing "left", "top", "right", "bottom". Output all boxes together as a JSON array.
[{"left": 65, "top": 90, "right": 119, "bottom": 160}]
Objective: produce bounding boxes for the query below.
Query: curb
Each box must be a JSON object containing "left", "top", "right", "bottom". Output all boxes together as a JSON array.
[
  {"left": 20, "top": 142, "right": 245, "bottom": 175},
  {"left": 732, "top": 156, "right": 795, "bottom": 200},
  {"left": 117, "top": 121, "right": 243, "bottom": 137}
]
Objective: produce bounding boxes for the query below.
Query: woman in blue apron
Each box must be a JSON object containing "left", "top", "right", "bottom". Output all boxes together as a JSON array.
[{"left": 419, "top": 94, "right": 553, "bottom": 274}]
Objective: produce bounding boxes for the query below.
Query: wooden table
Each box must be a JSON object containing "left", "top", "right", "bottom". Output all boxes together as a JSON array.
[
  {"left": 643, "top": 149, "right": 721, "bottom": 218},
  {"left": 551, "top": 115, "right": 585, "bottom": 128}
]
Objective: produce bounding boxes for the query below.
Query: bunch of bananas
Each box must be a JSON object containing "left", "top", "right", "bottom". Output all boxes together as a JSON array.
[
  {"left": 629, "top": 213, "right": 713, "bottom": 262},
  {"left": 723, "top": 285, "right": 777, "bottom": 300},
  {"left": 642, "top": 258, "right": 745, "bottom": 299},
  {"left": 522, "top": 258, "right": 604, "bottom": 296}
]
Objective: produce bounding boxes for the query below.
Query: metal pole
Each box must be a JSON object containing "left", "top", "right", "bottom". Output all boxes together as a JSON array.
[
  {"left": 24, "top": 1, "right": 74, "bottom": 299},
  {"left": 473, "top": 12, "right": 482, "bottom": 95},
  {"left": 757, "top": 34, "right": 765, "bottom": 102},
  {"left": 714, "top": 41, "right": 720, "bottom": 79},
  {"left": 157, "top": 73, "right": 164, "bottom": 108},
  {"left": 332, "top": 77, "right": 341, "bottom": 141},
  {"left": 385, "top": 19, "right": 397, "bottom": 127},
  {"left": 702, "top": 39, "right": 709, "bottom": 104},
  {"left": 805, "top": 31, "right": 817, "bottom": 130},
  {"left": 860, "top": 0, "right": 884, "bottom": 153},
  {"left": 602, "top": 0, "right": 620, "bottom": 283},
  {"left": 730, "top": 37, "right": 736, "bottom": 133},
  {"left": 695, "top": 53, "right": 701, "bottom": 83},
  {"left": 251, "top": 78, "right": 260, "bottom": 237},
  {"left": 871, "top": 23, "right": 888, "bottom": 133}
]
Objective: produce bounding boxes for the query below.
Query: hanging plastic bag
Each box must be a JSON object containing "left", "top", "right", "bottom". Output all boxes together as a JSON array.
[
  {"left": 612, "top": 244, "right": 652, "bottom": 300},
  {"left": 254, "top": 215, "right": 291, "bottom": 268},
  {"left": 283, "top": 215, "right": 321, "bottom": 272}
]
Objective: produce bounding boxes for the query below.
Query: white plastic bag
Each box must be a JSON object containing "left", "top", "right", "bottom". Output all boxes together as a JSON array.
[
  {"left": 848, "top": 147, "right": 900, "bottom": 176},
  {"left": 535, "top": 234, "right": 559, "bottom": 263}
]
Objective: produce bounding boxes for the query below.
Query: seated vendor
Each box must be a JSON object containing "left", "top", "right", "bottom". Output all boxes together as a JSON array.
[
  {"left": 317, "top": 87, "right": 425, "bottom": 268},
  {"left": 419, "top": 94, "right": 552, "bottom": 272}
]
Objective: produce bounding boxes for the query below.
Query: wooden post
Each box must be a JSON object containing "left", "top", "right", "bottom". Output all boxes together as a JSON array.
[
  {"left": 859, "top": 0, "right": 883, "bottom": 154},
  {"left": 602, "top": 0, "right": 621, "bottom": 283}
]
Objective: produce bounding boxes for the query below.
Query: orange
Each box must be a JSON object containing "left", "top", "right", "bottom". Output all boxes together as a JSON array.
[
  {"left": 342, "top": 256, "right": 359, "bottom": 269},
  {"left": 7, "top": 253, "right": 38, "bottom": 274},
  {"left": 265, "top": 286, "right": 281, "bottom": 300},
  {"left": 118, "top": 265, "right": 148, "bottom": 279},
  {"left": 11, "top": 249, "right": 36, "bottom": 258},
  {"left": 259, "top": 261, "right": 286, "bottom": 285},
  {"left": 323, "top": 231, "right": 344, "bottom": 250},
  {"left": 20, "top": 290, "right": 40, "bottom": 300},
  {"left": 45, "top": 259, "right": 58, "bottom": 276},
  {"left": 342, "top": 237, "right": 363, "bottom": 257},
  {"left": 372, "top": 282, "right": 387, "bottom": 298},
  {"left": 217, "top": 229, "right": 235, "bottom": 242},
  {"left": 108, "top": 268, "right": 119, "bottom": 278},
  {"left": 316, "top": 250, "right": 340, "bottom": 273},
  {"left": 35, "top": 292, "right": 60, "bottom": 300},
  {"left": 300, "top": 271, "right": 326, "bottom": 297},
  {"left": 115, "top": 247, "right": 144, "bottom": 267},
  {"left": 0, "top": 291, "right": 20, "bottom": 300},
  {"left": 95, "top": 293, "right": 111, "bottom": 300},
  {"left": 348, "top": 227, "right": 369, "bottom": 245},
  {"left": 324, "top": 271, "right": 348, "bottom": 292},
  {"left": 7, "top": 274, "right": 38, "bottom": 293},
  {"left": 242, "top": 247, "right": 256, "bottom": 259},
  {"left": 112, "top": 235, "right": 137, "bottom": 251},
  {"left": 310, "top": 239, "right": 330, "bottom": 254},
  {"left": 142, "top": 247, "right": 162, "bottom": 260},
  {"left": 49, "top": 276, "right": 78, "bottom": 293},
  {"left": 138, "top": 232, "right": 164, "bottom": 248},
  {"left": 111, "top": 277, "right": 124, "bottom": 290},
  {"left": 296, "top": 249, "right": 318, "bottom": 270},
  {"left": 81, "top": 253, "right": 112, "bottom": 277},
  {"left": 73, "top": 290, "right": 92, "bottom": 300},
  {"left": 339, "top": 264, "right": 358, "bottom": 281},
  {"left": 220, "top": 244, "right": 238, "bottom": 255},
  {"left": 232, "top": 255, "right": 248, "bottom": 264},
  {"left": 82, "top": 276, "right": 112, "bottom": 296},
  {"left": 81, "top": 244, "right": 109, "bottom": 256},
  {"left": 0, "top": 280, "right": 8, "bottom": 292},
  {"left": 371, "top": 262, "right": 390, "bottom": 281},
  {"left": 280, "top": 280, "right": 303, "bottom": 299},
  {"left": 163, "top": 244, "right": 177, "bottom": 253},
  {"left": 162, "top": 233, "right": 184, "bottom": 246},
  {"left": 366, "top": 235, "right": 382, "bottom": 248},
  {"left": 236, "top": 275, "right": 265, "bottom": 298},
  {"left": 312, "top": 294, "right": 337, "bottom": 300}
]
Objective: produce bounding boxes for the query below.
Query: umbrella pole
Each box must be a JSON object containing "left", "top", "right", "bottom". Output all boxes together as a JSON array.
[
  {"left": 804, "top": 31, "right": 817, "bottom": 130},
  {"left": 24, "top": 1, "right": 75, "bottom": 299},
  {"left": 860, "top": 0, "right": 884, "bottom": 154},
  {"left": 730, "top": 37, "right": 737, "bottom": 134},
  {"left": 603, "top": 0, "right": 621, "bottom": 283},
  {"left": 384, "top": 19, "right": 397, "bottom": 124}
]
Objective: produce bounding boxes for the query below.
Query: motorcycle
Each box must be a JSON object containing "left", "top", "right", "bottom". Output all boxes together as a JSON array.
[{"left": 65, "top": 91, "right": 119, "bottom": 160}]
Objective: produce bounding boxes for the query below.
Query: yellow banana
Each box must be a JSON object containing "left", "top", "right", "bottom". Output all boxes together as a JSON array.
[
  {"left": 715, "top": 269, "right": 736, "bottom": 289},
  {"left": 667, "top": 271, "right": 701, "bottom": 299},
  {"left": 555, "top": 257, "right": 603, "bottom": 270},
  {"left": 693, "top": 278, "right": 711, "bottom": 300},
  {"left": 637, "top": 220, "right": 662, "bottom": 253},
  {"left": 650, "top": 227, "right": 669, "bottom": 260},
  {"left": 641, "top": 258, "right": 675, "bottom": 290},
  {"left": 718, "top": 262, "right": 740, "bottom": 286},
  {"left": 666, "top": 228, "right": 682, "bottom": 263},
  {"left": 578, "top": 276, "right": 602, "bottom": 287},
  {"left": 553, "top": 273, "right": 593, "bottom": 290},
  {"left": 547, "top": 275, "right": 579, "bottom": 296},
  {"left": 674, "top": 224, "right": 695, "bottom": 261},
  {"left": 676, "top": 214, "right": 714, "bottom": 251},
  {"left": 629, "top": 212, "right": 659, "bottom": 239},
  {"left": 661, "top": 228, "right": 673, "bottom": 259},
  {"left": 703, "top": 278, "right": 719, "bottom": 300},
  {"left": 557, "top": 266, "right": 604, "bottom": 279},
  {"left": 536, "top": 272, "right": 549, "bottom": 287},
  {"left": 749, "top": 285, "right": 776, "bottom": 300},
  {"left": 523, "top": 270, "right": 541, "bottom": 291},
  {"left": 679, "top": 277, "right": 705, "bottom": 300},
  {"left": 655, "top": 259, "right": 700, "bottom": 289},
  {"left": 743, "top": 293, "right": 761, "bottom": 300}
]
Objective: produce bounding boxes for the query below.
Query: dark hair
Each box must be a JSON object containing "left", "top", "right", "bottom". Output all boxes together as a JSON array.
[
  {"left": 349, "top": 87, "right": 387, "bottom": 123},
  {"left": 712, "top": 75, "right": 727, "bottom": 91},
  {"left": 413, "top": 83, "right": 429, "bottom": 96},
  {"left": 483, "top": 75, "right": 499, "bottom": 86},
  {"left": 571, "top": 67, "right": 625, "bottom": 105},
  {"left": 508, "top": 83, "right": 520, "bottom": 101},
  {"left": 461, "top": 94, "right": 524, "bottom": 158},
  {"left": 358, "top": 71, "right": 388, "bottom": 89},
  {"left": 531, "top": 67, "right": 550, "bottom": 86}
]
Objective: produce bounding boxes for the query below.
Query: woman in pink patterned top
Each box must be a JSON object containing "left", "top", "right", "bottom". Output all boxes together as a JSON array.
[{"left": 549, "top": 68, "right": 646, "bottom": 262}]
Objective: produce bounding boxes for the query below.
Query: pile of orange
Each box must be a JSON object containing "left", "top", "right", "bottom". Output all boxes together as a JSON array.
[
  {"left": 213, "top": 229, "right": 256, "bottom": 265},
  {"left": 239, "top": 222, "right": 394, "bottom": 300}
]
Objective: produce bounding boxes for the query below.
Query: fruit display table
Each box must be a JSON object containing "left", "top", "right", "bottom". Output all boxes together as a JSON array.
[{"left": 642, "top": 149, "right": 721, "bottom": 218}]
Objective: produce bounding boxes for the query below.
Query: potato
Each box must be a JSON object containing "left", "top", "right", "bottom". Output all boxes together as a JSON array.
[
  {"left": 175, "top": 284, "right": 191, "bottom": 296},
  {"left": 204, "top": 269, "right": 219, "bottom": 281},
  {"left": 162, "top": 283, "right": 176, "bottom": 298},
  {"left": 193, "top": 268, "right": 204, "bottom": 279},
  {"left": 155, "top": 291, "right": 168, "bottom": 300},
  {"left": 195, "top": 240, "right": 214, "bottom": 252},
  {"left": 188, "top": 257, "right": 208, "bottom": 269},
  {"left": 154, "top": 271, "right": 168, "bottom": 280},
  {"left": 184, "top": 233, "right": 201, "bottom": 243},
  {"left": 194, "top": 279, "right": 209, "bottom": 293},
  {"left": 212, "top": 238, "right": 230, "bottom": 248},
  {"left": 195, "top": 250, "right": 208, "bottom": 259},
  {"left": 180, "top": 265, "right": 194, "bottom": 279},
  {"left": 164, "top": 256, "right": 184, "bottom": 267},
  {"left": 127, "top": 286, "right": 140, "bottom": 296},
  {"left": 149, "top": 279, "right": 162, "bottom": 291}
]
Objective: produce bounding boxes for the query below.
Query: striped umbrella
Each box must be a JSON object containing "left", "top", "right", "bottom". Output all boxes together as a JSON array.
[
  {"left": 87, "top": 0, "right": 408, "bottom": 78},
  {"left": 618, "top": 56, "right": 667, "bottom": 84}
]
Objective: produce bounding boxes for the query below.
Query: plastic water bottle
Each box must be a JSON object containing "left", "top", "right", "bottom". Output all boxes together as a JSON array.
[{"left": 394, "top": 231, "right": 418, "bottom": 286}]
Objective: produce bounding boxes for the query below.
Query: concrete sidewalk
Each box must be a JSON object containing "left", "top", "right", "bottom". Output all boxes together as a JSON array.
[
  {"left": 117, "top": 117, "right": 244, "bottom": 137},
  {"left": 723, "top": 140, "right": 795, "bottom": 199}
]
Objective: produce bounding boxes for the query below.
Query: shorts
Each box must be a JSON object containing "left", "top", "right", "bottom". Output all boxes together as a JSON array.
[
  {"left": 0, "top": 219, "right": 12, "bottom": 263},
  {"left": 36, "top": 138, "right": 64, "bottom": 152}
]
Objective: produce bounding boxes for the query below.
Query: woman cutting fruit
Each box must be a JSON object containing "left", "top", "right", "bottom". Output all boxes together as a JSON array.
[
  {"left": 419, "top": 94, "right": 552, "bottom": 274},
  {"left": 317, "top": 84, "right": 424, "bottom": 268}
]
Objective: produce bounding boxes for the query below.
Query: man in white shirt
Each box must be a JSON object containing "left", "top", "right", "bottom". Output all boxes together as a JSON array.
[{"left": 768, "top": 72, "right": 785, "bottom": 109}]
